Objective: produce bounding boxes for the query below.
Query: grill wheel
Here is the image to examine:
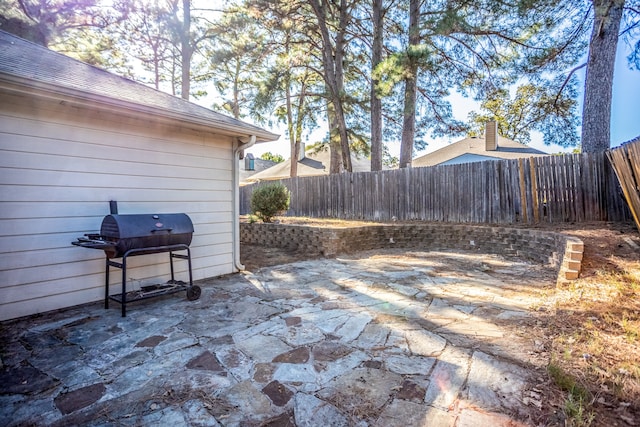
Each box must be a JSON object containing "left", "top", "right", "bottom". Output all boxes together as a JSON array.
[{"left": 187, "top": 285, "right": 201, "bottom": 301}]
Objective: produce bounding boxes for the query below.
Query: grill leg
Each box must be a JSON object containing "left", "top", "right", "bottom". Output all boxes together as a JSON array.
[
  {"left": 169, "top": 248, "right": 193, "bottom": 286},
  {"left": 121, "top": 256, "right": 127, "bottom": 317},
  {"left": 187, "top": 247, "right": 193, "bottom": 286},
  {"left": 105, "top": 257, "right": 110, "bottom": 309},
  {"left": 169, "top": 251, "right": 176, "bottom": 283}
]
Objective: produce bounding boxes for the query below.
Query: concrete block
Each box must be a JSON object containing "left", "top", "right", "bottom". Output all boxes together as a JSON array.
[
  {"left": 564, "top": 269, "right": 580, "bottom": 280},
  {"left": 565, "top": 260, "right": 582, "bottom": 271},
  {"left": 567, "top": 241, "right": 584, "bottom": 252},
  {"left": 566, "top": 250, "right": 583, "bottom": 261}
]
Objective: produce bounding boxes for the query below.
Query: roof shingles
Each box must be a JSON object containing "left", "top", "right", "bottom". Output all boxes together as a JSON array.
[
  {"left": 412, "top": 136, "right": 547, "bottom": 167},
  {"left": 0, "top": 30, "right": 278, "bottom": 142}
]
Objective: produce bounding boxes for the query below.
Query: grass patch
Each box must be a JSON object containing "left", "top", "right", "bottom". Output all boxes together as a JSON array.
[
  {"left": 564, "top": 393, "right": 595, "bottom": 427},
  {"left": 620, "top": 313, "right": 639, "bottom": 343},
  {"left": 548, "top": 363, "right": 590, "bottom": 401},
  {"left": 548, "top": 363, "right": 595, "bottom": 426}
]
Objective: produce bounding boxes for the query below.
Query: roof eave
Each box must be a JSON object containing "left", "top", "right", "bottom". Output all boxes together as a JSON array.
[{"left": 0, "top": 73, "right": 280, "bottom": 143}]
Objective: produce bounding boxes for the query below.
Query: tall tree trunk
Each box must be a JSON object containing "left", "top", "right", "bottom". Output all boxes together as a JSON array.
[
  {"left": 153, "top": 42, "right": 160, "bottom": 90},
  {"left": 180, "top": 0, "right": 192, "bottom": 100},
  {"left": 309, "top": 0, "right": 352, "bottom": 173},
  {"left": 328, "top": 103, "right": 344, "bottom": 174},
  {"left": 171, "top": 56, "right": 178, "bottom": 96},
  {"left": 233, "top": 60, "right": 241, "bottom": 119},
  {"left": 332, "top": 92, "right": 352, "bottom": 172},
  {"left": 292, "top": 81, "right": 308, "bottom": 177},
  {"left": 370, "top": 0, "right": 384, "bottom": 171},
  {"left": 283, "top": 31, "right": 303, "bottom": 179},
  {"left": 335, "top": 0, "right": 352, "bottom": 172},
  {"left": 581, "top": 0, "right": 625, "bottom": 153},
  {"left": 286, "top": 71, "right": 299, "bottom": 178},
  {"left": 399, "top": 0, "right": 419, "bottom": 168}
]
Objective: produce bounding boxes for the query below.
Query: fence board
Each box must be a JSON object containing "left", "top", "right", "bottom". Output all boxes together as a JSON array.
[
  {"left": 240, "top": 152, "right": 630, "bottom": 225},
  {"left": 608, "top": 140, "right": 640, "bottom": 229}
]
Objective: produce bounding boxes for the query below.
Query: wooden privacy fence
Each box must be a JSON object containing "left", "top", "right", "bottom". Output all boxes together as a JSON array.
[
  {"left": 240, "top": 152, "right": 630, "bottom": 224},
  {"left": 607, "top": 138, "right": 640, "bottom": 230}
]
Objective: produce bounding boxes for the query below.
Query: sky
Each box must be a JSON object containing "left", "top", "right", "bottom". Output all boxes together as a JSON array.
[{"left": 240, "top": 41, "right": 640, "bottom": 161}]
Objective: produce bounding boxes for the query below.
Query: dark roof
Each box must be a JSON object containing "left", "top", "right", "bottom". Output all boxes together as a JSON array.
[
  {"left": 0, "top": 30, "right": 278, "bottom": 142},
  {"left": 412, "top": 135, "right": 547, "bottom": 167},
  {"left": 245, "top": 148, "right": 379, "bottom": 182}
]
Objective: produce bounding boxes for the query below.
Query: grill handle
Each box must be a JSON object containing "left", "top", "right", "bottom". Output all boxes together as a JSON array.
[{"left": 150, "top": 228, "right": 173, "bottom": 233}]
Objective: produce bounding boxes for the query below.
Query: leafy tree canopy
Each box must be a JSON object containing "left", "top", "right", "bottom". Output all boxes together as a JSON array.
[
  {"left": 260, "top": 152, "right": 285, "bottom": 163},
  {"left": 467, "top": 81, "right": 580, "bottom": 147}
]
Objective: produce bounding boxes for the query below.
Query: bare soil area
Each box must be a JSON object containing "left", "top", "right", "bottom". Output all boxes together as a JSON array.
[
  {"left": 543, "top": 223, "right": 640, "bottom": 427},
  {"left": 241, "top": 218, "right": 640, "bottom": 426}
]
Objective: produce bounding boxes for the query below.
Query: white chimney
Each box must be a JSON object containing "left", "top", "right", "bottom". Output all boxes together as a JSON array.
[
  {"left": 298, "top": 143, "right": 306, "bottom": 161},
  {"left": 485, "top": 121, "right": 498, "bottom": 151}
]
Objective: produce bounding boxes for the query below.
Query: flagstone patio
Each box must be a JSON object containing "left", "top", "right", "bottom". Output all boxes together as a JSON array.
[{"left": 0, "top": 248, "right": 556, "bottom": 426}]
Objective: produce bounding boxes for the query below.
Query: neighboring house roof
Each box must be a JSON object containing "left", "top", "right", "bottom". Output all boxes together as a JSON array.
[
  {"left": 412, "top": 135, "right": 547, "bottom": 167},
  {"left": 0, "top": 30, "right": 279, "bottom": 142},
  {"left": 245, "top": 148, "right": 374, "bottom": 182}
]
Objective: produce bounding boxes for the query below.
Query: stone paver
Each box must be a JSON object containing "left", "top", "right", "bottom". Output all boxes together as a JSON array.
[{"left": 0, "top": 249, "right": 555, "bottom": 426}]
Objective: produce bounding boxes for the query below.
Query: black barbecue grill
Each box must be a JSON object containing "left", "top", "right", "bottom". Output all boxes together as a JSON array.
[{"left": 72, "top": 203, "right": 201, "bottom": 316}]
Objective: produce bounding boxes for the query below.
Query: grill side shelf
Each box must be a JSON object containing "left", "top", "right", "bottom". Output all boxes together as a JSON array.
[{"left": 72, "top": 239, "right": 117, "bottom": 250}]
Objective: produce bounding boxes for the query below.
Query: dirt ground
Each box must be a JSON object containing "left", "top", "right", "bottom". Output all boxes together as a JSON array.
[
  {"left": 240, "top": 218, "right": 640, "bottom": 426},
  {"left": 542, "top": 222, "right": 640, "bottom": 427}
]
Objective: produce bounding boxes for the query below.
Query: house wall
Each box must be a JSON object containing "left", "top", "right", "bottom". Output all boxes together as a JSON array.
[
  {"left": 439, "top": 153, "right": 498, "bottom": 166},
  {"left": 0, "top": 91, "right": 235, "bottom": 321}
]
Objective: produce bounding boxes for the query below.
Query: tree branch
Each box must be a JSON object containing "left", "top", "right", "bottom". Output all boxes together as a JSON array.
[{"left": 553, "top": 62, "right": 586, "bottom": 107}]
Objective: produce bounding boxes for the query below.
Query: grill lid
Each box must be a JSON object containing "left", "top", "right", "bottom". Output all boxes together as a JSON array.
[{"left": 101, "top": 213, "right": 194, "bottom": 240}]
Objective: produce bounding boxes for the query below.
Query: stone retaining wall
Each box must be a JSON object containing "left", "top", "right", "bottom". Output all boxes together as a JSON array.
[{"left": 240, "top": 222, "right": 583, "bottom": 281}]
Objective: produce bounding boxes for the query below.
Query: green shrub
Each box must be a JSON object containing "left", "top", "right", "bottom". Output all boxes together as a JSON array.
[{"left": 250, "top": 183, "right": 290, "bottom": 223}]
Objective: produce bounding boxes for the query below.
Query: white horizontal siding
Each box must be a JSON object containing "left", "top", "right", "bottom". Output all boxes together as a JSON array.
[
  {"left": 0, "top": 186, "right": 231, "bottom": 204},
  {"left": 1, "top": 94, "right": 230, "bottom": 159},
  {"left": 0, "top": 93, "right": 238, "bottom": 321},
  {"left": 0, "top": 229, "right": 231, "bottom": 274},
  {"left": 0, "top": 167, "right": 231, "bottom": 191},
  {"left": 0, "top": 202, "right": 231, "bottom": 220},
  {"left": 1, "top": 132, "right": 231, "bottom": 170},
  {"left": 4, "top": 287, "right": 105, "bottom": 324},
  {"left": 0, "top": 213, "right": 231, "bottom": 253}
]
